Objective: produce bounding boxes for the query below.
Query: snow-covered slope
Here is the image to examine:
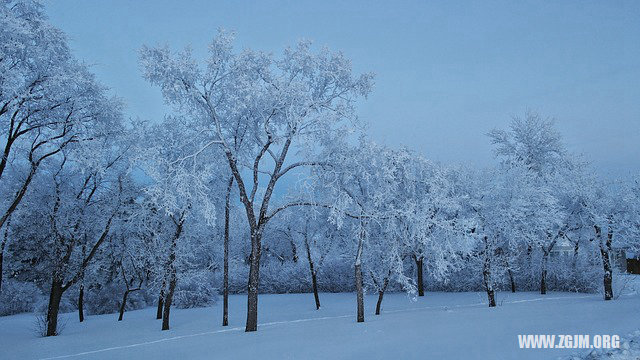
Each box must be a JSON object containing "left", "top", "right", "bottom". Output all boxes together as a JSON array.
[{"left": 1, "top": 291, "right": 638, "bottom": 360}]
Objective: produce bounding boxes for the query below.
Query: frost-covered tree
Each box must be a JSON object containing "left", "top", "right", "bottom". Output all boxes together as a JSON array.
[
  {"left": 29, "top": 135, "right": 130, "bottom": 336},
  {"left": 392, "top": 153, "right": 471, "bottom": 297},
  {"left": 314, "top": 139, "right": 409, "bottom": 321},
  {"left": 133, "top": 116, "right": 223, "bottom": 330},
  {"left": 0, "top": 1, "right": 123, "bottom": 295},
  {"left": 273, "top": 206, "right": 336, "bottom": 310},
  {"left": 140, "top": 32, "right": 373, "bottom": 331},
  {"left": 464, "top": 165, "right": 562, "bottom": 306},
  {"left": 571, "top": 179, "right": 637, "bottom": 300},
  {"left": 488, "top": 112, "right": 575, "bottom": 294}
]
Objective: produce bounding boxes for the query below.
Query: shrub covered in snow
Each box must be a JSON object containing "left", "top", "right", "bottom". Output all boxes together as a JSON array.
[{"left": 0, "top": 280, "right": 43, "bottom": 316}]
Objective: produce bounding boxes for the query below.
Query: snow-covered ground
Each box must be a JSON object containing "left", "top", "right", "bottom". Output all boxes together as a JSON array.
[{"left": 1, "top": 290, "right": 639, "bottom": 360}]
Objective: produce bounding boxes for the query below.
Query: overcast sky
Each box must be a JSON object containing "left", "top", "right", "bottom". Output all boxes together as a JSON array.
[{"left": 44, "top": 0, "right": 640, "bottom": 178}]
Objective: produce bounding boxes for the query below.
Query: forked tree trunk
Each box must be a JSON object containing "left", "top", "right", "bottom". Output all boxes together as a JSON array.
[
  {"left": 78, "top": 284, "right": 84, "bottom": 322},
  {"left": 46, "top": 279, "right": 64, "bottom": 336},
  {"left": 223, "top": 177, "right": 232, "bottom": 326},
  {"left": 118, "top": 279, "right": 142, "bottom": 321},
  {"left": 43, "top": 209, "right": 116, "bottom": 337},
  {"left": 415, "top": 256, "right": 425, "bottom": 297},
  {"left": 245, "top": 231, "right": 262, "bottom": 332},
  {"left": 540, "top": 250, "right": 549, "bottom": 295}
]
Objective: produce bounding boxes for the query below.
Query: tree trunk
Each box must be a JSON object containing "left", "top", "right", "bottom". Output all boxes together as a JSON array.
[
  {"left": 0, "top": 215, "right": 10, "bottom": 294},
  {"left": 594, "top": 225, "right": 613, "bottom": 301},
  {"left": 156, "top": 287, "right": 164, "bottom": 320},
  {"left": 355, "top": 263, "right": 364, "bottom": 322},
  {"left": 161, "top": 270, "right": 176, "bottom": 330},
  {"left": 600, "top": 245, "right": 613, "bottom": 301},
  {"left": 540, "top": 250, "right": 549, "bottom": 295},
  {"left": 415, "top": 256, "right": 424, "bottom": 297},
  {"left": 245, "top": 231, "right": 262, "bottom": 332},
  {"left": 0, "top": 250, "right": 3, "bottom": 294},
  {"left": 506, "top": 261, "right": 516, "bottom": 293},
  {"left": 46, "top": 279, "right": 64, "bottom": 336},
  {"left": 78, "top": 284, "right": 84, "bottom": 323},
  {"left": 486, "top": 288, "right": 496, "bottom": 307},
  {"left": 482, "top": 242, "right": 496, "bottom": 308},
  {"left": 354, "top": 223, "right": 365, "bottom": 323},
  {"left": 375, "top": 277, "right": 389, "bottom": 315},
  {"left": 161, "top": 218, "right": 181, "bottom": 331},
  {"left": 305, "top": 237, "right": 320, "bottom": 310},
  {"left": 118, "top": 290, "right": 129, "bottom": 321},
  {"left": 223, "top": 177, "right": 232, "bottom": 326},
  {"left": 601, "top": 249, "right": 613, "bottom": 301},
  {"left": 311, "top": 270, "right": 320, "bottom": 310},
  {"left": 0, "top": 164, "right": 37, "bottom": 230}
]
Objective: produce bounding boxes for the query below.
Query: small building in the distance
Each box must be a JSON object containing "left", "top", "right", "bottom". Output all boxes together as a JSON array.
[
  {"left": 550, "top": 237, "right": 633, "bottom": 274},
  {"left": 627, "top": 251, "right": 640, "bottom": 275}
]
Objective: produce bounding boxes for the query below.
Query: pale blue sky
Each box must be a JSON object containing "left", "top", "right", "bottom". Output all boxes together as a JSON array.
[{"left": 45, "top": 0, "right": 640, "bottom": 178}]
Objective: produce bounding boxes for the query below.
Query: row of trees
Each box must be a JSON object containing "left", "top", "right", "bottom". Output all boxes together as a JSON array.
[{"left": 1, "top": 0, "right": 639, "bottom": 337}]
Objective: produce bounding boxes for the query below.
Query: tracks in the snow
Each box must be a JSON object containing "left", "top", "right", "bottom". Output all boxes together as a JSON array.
[{"left": 38, "top": 294, "right": 599, "bottom": 360}]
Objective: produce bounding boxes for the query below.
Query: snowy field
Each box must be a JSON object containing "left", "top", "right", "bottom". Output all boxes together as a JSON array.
[{"left": 1, "top": 290, "right": 639, "bottom": 360}]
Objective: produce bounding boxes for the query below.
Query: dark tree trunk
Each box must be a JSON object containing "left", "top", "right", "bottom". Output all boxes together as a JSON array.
[
  {"left": 223, "top": 176, "right": 232, "bottom": 326},
  {"left": 354, "top": 223, "right": 365, "bottom": 323},
  {"left": 355, "top": 263, "right": 364, "bottom": 322},
  {"left": 594, "top": 225, "right": 614, "bottom": 300},
  {"left": 118, "top": 290, "right": 129, "bottom": 321},
  {"left": 486, "top": 288, "right": 496, "bottom": 307},
  {"left": 161, "top": 270, "right": 176, "bottom": 330},
  {"left": 78, "top": 284, "right": 84, "bottom": 322},
  {"left": 506, "top": 261, "right": 516, "bottom": 293},
  {"left": 0, "top": 215, "right": 10, "bottom": 294},
  {"left": 46, "top": 279, "right": 64, "bottom": 336},
  {"left": 290, "top": 239, "right": 298, "bottom": 263},
  {"left": 156, "top": 287, "right": 164, "bottom": 320},
  {"left": 375, "top": 277, "right": 389, "bottom": 315},
  {"left": 482, "top": 241, "right": 496, "bottom": 308},
  {"left": 0, "top": 251, "right": 3, "bottom": 294},
  {"left": 311, "top": 270, "right": 320, "bottom": 310},
  {"left": 601, "top": 228, "right": 614, "bottom": 300},
  {"left": 245, "top": 231, "right": 262, "bottom": 332},
  {"left": 304, "top": 237, "right": 320, "bottom": 310},
  {"left": 540, "top": 250, "right": 549, "bottom": 295},
  {"left": 375, "top": 291, "right": 384, "bottom": 315},
  {"left": 415, "top": 257, "right": 424, "bottom": 296},
  {"left": 0, "top": 163, "right": 37, "bottom": 230},
  {"left": 161, "top": 217, "right": 182, "bottom": 331},
  {"left": 600, "top": 246, "right": 613, "bottom": 300}
]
